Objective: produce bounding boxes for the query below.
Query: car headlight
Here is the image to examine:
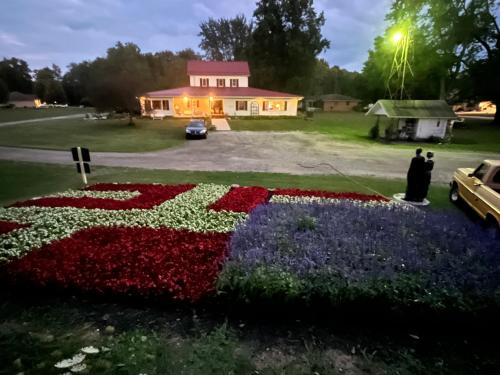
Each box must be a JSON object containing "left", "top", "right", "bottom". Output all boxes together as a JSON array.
[
  {"left": 200, "top": 129, "right": 207, "bottom": 134},
  {"left": 186, "top": 129, "right": 191, "bottom": 133}
]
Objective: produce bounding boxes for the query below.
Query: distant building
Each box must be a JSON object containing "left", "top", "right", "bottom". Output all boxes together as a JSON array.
[
  {"left": 304, "top": 94, "right": 361, "bottom": 112},
  {"left": 366, "top": 100, "right": 458, "bottom": 140},
  {"left": 8, "top": 91, "right": 40, "bottom": 108}
]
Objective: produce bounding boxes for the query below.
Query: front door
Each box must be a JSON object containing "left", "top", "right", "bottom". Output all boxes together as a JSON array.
[{"left": 211, "top": 100, "right": 223, "bottom": 115}]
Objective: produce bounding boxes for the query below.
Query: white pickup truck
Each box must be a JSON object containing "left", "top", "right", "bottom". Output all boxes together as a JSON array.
[{"left": 449, "top": 160, "right": 500, "bottom": 228}]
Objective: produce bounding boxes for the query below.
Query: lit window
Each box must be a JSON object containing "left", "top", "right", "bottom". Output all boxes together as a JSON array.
[
  {"left": 230, "top": 79, "right": 239, "bottom": 88},
  {"left": 152, "top": 100, "right": 161, "bottom": 110},
  {"left": 236, "top": 101, "right": 247, "bottom": 111},
  {"left": 216, "top": 79, "right": 225, "bottom": 87},
  {"left": 262, "top": 100, "right": 287, "bottom": 111}
]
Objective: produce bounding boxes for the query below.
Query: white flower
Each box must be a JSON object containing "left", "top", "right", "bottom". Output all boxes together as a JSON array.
[
  {"left": 80, "top": 346, "right": 99, "bottom": 354},
  {"left": 54, "top": 353, "right": 86, "bottom": 368},
  {"left": 70, "top": 363, "right": 87, "bottom": 372}
]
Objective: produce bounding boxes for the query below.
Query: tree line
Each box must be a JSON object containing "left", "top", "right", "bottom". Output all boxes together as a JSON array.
[{"left": 0, "top": 0, "right": 498, "bottom": 122}]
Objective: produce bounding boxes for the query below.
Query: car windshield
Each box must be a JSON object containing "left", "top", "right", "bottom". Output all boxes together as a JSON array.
[
  {"left": 189, "top": 122, "right": 204, "bottom": 128},
  {"left": 473, "top": 163, "right": 488, "bottom": 182}
]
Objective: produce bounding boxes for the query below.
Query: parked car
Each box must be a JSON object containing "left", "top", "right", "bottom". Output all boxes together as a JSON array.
[
  {"left": 449, "top": 160, "right": 500, "bottom": 228},
  {"left": 185, "top": 119, "right": 208, "bottom": 139}
]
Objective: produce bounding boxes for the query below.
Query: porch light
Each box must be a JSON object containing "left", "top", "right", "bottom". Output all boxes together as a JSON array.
[
  {"left": 209, "top": 96, "right": 213, "bottom": 101},
  {"left": 183, "top": 96, "right": 188, "bottom": 102}
]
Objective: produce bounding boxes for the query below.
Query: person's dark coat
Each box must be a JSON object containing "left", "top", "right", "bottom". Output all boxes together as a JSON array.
[{"left": 405, "top": 155, "right": 425, "bottom": 201}]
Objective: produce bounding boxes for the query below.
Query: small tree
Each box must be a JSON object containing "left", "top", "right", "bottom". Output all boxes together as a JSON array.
[{"left": 0, "top": 79, "right": 8, "bottom": 103}]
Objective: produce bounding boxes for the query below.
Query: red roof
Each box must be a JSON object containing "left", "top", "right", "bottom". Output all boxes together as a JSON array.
[
  {"left": 143, "top": 86, "right": 301, "bottom": 98},
  {"left": 187, "top": 60, "right": 250, "bottom": 76}
]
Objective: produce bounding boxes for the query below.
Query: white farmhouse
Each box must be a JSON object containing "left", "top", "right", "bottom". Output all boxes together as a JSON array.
[
  {"left": 366, "top": 100, "right": 458, "bottom": 140},
  {"left": 139, "top": 61, "right": 302, "bottom": 118}
]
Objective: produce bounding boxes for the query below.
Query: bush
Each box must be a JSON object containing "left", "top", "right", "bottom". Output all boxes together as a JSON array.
[
  {"left": 219, "top": 203, "right": 500, "bottom": 311},
  {"left": 369, "top": 122, "right": 379, "bottom": 139}
]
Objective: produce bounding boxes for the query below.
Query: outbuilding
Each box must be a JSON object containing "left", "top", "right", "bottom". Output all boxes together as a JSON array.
[
  {"left": 304, "top": 94, "right": 360, "bottom": 112},
  {"left": 366, "top": 99, "right": 458, "bottom": 140},
  {"left": 8, "top": 91, "right": 40, "bottom": 108}
]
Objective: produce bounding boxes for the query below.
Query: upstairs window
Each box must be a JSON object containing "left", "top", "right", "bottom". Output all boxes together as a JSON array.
[
  {"left": 200, "top": 78, "right": 209, "bottom": 87},
  {"left": 230, "top": 79, "right": 239, "bottom": 88},
  {"left": 216, "top": 78, "right": 225, "bottom": 87}
]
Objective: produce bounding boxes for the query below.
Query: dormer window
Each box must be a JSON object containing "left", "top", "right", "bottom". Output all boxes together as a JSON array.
[
  {"left": 230, "top": 79, "right": 239, "bottom": 88},
  {"left": 200, "top": 78, "right": 209, "bottom": 87},
  {"left": 216, "top": 79, "right": 225, "bottom": 87}
]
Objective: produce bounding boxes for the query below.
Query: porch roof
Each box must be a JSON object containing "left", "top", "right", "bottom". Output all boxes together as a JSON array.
[{"left": 143, "top": 86, "right": 302, "bottom": 99}]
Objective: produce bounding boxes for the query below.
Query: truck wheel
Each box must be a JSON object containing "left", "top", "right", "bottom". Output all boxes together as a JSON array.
[{"left": 449, "top": 183, "right": 460, "bottom": 203}]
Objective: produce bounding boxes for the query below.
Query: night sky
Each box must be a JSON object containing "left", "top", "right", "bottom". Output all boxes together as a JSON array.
[{"left": 0, "top": 0, "right": 391, "bottom": 72}]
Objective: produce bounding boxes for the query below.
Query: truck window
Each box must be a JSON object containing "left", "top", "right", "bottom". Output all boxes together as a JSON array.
[
  {"left": 492, "top": 169, "right": 500, "bottom": 183},
  {"left": 473, "top": 163, "right": 488, "bottom": 182}
]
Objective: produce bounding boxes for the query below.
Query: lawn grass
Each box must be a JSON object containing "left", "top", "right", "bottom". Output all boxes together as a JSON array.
[
  {"left": 0, "top": 160, "right": 452, "bottom": 208},
  {"left": 230, "top": 112, "right": 500, "bottom": 153},
  {"left": 0, "top": 118, "right": 187, "bottom": 152},
  {"left": 0, "top": 107, "right": 91, "bottom": 123}
]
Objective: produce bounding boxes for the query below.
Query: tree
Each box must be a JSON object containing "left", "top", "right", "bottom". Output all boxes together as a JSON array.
[
  {"left": 34, "top": 65, "right": 67, "bottom": 104},
  {"left": 199, "top": 15, "right": 252, "bottom": 60},
  {"left": 250, "top": 0, "right": 329, "bottom": 94},
  {"left": 380, "top": 0, "right": 500, "bottom": 122},
  {"left": 63, "top": 62, "right": 92, "bottom": 106},
  {"left": 86, "top": 42, "right": 155, "bottom": 125},
  {"left": 0, "top": 58, "right": 32, "bottom": 93},
  {"left": 0, "top": 79, "right": 8, "bottom": 103}
]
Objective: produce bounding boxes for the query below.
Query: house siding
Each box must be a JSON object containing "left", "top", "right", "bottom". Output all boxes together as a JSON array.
[{"left": 190, "top": 75, "right": 249, "bottom": 88}]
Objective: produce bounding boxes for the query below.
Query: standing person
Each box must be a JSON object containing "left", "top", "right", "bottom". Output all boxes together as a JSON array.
[
  {"left": 404, "top": 148, "right": 425, "bottom": 201},
  {"left": 421, "top": 151, "right": 434, "bottom": 201}
]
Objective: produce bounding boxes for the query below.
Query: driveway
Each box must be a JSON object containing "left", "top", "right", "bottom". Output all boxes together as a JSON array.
[{"left": 0, "top": 131, "right": 498, "bottom": 183}]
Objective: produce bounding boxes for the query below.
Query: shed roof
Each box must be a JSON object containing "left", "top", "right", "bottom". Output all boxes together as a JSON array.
[
  {"left": 366, "top": 100, "right": 457, "bottom": 119},
  {"left": 8, "top": 91, "right": 37, "bottom": 101},
  {"left": 186, "top": 60, "right": 250, "bottom": 76}
]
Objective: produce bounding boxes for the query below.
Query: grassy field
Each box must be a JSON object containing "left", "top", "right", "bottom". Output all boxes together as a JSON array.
[
  {"left": 230, "top": 112, "right": 500, "bottom": 153},
  {"left": 0, "top": 118, "right": 187, "bottom": 152},
  {"left": 0, "top": 107, "right": 91, "bottom": 123},
  {"left": 0, "top": 160, "right": 452, "bottom": 208}
]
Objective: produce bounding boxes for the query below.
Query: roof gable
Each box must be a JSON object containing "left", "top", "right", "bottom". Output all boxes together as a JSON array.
[
  {"left": 187, "top": 60, "right": 250, "bottom": 76},
  {"left": 366, "top": 100, "right": 457, "bottom": 119}
]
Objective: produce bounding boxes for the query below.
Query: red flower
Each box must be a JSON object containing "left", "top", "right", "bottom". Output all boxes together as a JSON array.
[
  {"left": 6, "top": 227, "right": 229, "bottom": 301},
  {"left": 11, "top": 183, "right": 196, "bottom": 210},
  {"left": 209, "top": 186, "right": 270, "bottom": 213},
  {"left": 0, "top": 221, "right": 29, "bottom": 235},
  {"left": 272, "top": 188, "right": 388, "bottom": 202}
]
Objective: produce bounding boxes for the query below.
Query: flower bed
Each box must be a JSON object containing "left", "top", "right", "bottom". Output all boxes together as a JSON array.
[
  {"left": 6, "top": 226, "right": 229, "bottom": 301},
  {"left": 209, "top": 186, "right": 270, "bottom": 213},
  {"left": 2, "top": 183, "right": 498, "bottom": 310},
  {"left": 11, "top": 183, "right": 196, "bottom": 210},
  {"left": 218, "top": 203, "right": 500, "bottom": 311}
]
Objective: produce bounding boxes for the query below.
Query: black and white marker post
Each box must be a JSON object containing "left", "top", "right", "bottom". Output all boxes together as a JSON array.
[{"left": 71, "top": 147, "right": 91, "bottom": 185}]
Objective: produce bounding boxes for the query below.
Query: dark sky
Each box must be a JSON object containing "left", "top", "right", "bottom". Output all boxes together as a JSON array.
[{"left": 0, "top": 0, "right": 391, "bottom": 73}]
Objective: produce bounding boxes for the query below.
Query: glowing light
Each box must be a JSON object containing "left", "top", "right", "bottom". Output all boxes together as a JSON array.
[
  {"left": 392, "top": 31, "right": 403, "bottom": 43},
  {"left": 209, "top": 96, "right": 213, "bottom": 101},
  {"left": 183, "top": 96, "right": 188, "bottom": 101}
]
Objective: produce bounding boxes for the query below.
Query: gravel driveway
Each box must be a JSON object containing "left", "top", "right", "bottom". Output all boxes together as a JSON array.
[{"left": 1, "top": 131, "right": 498, "bottom": 183}]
